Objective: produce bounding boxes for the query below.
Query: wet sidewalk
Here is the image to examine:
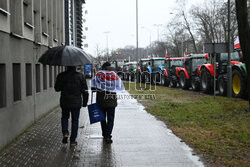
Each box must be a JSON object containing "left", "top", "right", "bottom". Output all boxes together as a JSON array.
[{"left": 0, "top": 91, "right": 204, "bottom": 167}]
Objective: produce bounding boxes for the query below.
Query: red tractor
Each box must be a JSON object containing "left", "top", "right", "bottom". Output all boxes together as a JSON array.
[
  {"left": 161, "top": 57, "right": 184, "bottom": 87},
  {"left": 199, "top": 51, "right": 247, "bottom": 97},
  {"left": 178, "top": 54, "right": 209, "bottom": 90}
]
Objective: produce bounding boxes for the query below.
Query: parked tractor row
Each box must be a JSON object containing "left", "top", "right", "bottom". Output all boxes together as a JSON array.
[
  {"left": 161, "top": 52, "right": 247, "bottom": 98},
  {"left": 118, "top": 51, "right": 247, "bottom": 98}
]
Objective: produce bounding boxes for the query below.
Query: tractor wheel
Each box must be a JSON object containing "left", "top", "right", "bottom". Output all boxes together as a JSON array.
[
  {"left": 191, "top": 76, "right": 200, "bottom": 91},
  {"left": 218, "top": 75, "right": 227, "bottom": 96},
  {"left": 179, "top": 71, "right": 189, "bottom": 89},
  {"left": 152, "top": 73, "right": 156, "bottom": 84},
  {"left": 155, "top": 72, "right": 161, "bottom": 83},
  {"left": 232, "top": 70, "right": 246, "bottom": 98},
  {"left": 126, "top": 73, "right": 130, "bottom": 81},
  {"left": 145, "top": 72, "right": 151, "bottom": 83},
  {"left": 141, "top": 73, "right": 145, "bottom": 83},
  {"left": 136, "top": 72, "right": 140, "bottom": 83},
  {"left": 130, "top": 73, "right": 134, "bottom": 81},
  {"left": 169, "top": 76, "right": 177, "bottom": 88},
  {"left": 200, "top": 69, "right": 212, "bottom": 93},
  {"left": 161, "top": 72, "right": 170, "bottom": 86},
  {"left": 121, "top": 73, "right": 125, "bottom": 80}
]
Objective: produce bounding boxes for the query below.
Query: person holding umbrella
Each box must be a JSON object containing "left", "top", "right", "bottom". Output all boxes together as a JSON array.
[
  {"left": 55, "top": 66, "right": 88, "bottom": 146},
  {"left": 39, "top": 46, "right": 91, "bottom": 146},
  {"left": 91, "top": 62, "right": 124, "bottom": 144}
]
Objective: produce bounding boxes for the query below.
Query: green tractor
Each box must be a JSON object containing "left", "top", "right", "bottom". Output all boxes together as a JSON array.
[{"left": 199, "top": 51, "right": 247, "bottom": 98}]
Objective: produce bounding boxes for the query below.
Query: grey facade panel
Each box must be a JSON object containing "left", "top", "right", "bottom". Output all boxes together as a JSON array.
[
  {"left": 0, "top": 31, "right": 60, "bottom": 149},
  {"left": 0, "top": 0, "right": 65, "bottom": 149}
]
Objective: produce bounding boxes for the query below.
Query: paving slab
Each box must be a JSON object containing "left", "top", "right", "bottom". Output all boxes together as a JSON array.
[{"left": 0, "top": 90, "right": 204, "bottom": 167}]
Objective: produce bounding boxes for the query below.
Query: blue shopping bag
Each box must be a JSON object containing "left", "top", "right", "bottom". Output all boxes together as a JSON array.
[{"left": 87, "top": 92, "right": 105, "bottom": 124}]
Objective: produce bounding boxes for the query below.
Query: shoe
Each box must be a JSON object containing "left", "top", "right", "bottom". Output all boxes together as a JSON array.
[
  {"left": 62, "top": 134, "right": 69, "bottom": 144},
  {"left": 105, "top": 138, "right": 113, "bottom": 144},
  {"left": 70, "top": 141, "right": 77, "bottom": 146}
]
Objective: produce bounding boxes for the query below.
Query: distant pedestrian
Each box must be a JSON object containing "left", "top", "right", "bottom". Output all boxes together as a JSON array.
[
  {"left": 55, "top": 66, "right": 89, "bottom": 146},
  {"left": 91, "top": 62, "right": 124, "bottom": 144}
]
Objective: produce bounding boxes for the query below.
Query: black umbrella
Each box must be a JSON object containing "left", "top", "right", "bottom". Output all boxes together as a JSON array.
[{"left": 38, "top": 45, "right": 91, "bottom": 66}]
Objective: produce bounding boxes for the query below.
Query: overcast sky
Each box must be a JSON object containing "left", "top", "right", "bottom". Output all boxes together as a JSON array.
[{"left": 84, "top": 0, "right": 202, "bottom": 57}]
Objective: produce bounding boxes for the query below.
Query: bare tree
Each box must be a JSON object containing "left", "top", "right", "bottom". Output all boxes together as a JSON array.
[
  {"left": 174, "top": 0, "right": 199, "bottom": 53},
  {"left": 191, "top": 0, "right": 238, "bottom": 44},
  {"left": 94, "top": 44, "right": 103, "bottom": 64},
  {"left": 182, "top": 11, "right": 198, "bottom": 53}
]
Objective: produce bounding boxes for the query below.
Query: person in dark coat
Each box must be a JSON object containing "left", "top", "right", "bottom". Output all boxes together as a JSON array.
[
  {"left": 92, "top": 62, "right": 118, "bottom": 144},
  {"left": 55, "top": 66, "right": 89, "bottom": 146}
]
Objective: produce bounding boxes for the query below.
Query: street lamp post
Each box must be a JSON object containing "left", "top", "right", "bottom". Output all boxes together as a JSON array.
[
  {"left": 136, "top": 0, "right": 139, "bottom": 62},
  {"left": 154, "top": 24, "right": 162, "bottom": 42},
  {"left": 104, "top": 31, "right": 110, "bottom": 61},
  {"left": 227, "top": 0, "right": 232, "bottom": 97},
  {"left": 141, "top": 26, "right": 152, "bottom": 46},
  {"left": 141, "top": 26, "right": 152, "bottom": 58}
]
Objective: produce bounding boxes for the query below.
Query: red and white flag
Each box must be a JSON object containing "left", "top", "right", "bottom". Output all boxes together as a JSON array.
[
  {"left": 234, "top": 37, "right": 240, "bottom": 49},
  {"left": 91, "top": 70, "right": 124, "bottom": 93},
  {"left": 165, "top": 49, "right": 168, "bottom": 58}
]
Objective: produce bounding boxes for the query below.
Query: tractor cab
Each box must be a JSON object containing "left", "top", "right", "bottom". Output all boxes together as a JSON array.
[
  {"left": 122, "top": 63, "right": 130, "bottom": 73},
  {"left": 161, "top": 57, "right": 184, "bottom": 87},
  {"left": 122, "top": 62, "right": 138, "bottom": 81},
  {"left": 150, "top": 57, "right": 165, "bottom": 73},
  {"left": 137, "top": 58, "right": 150, "bottom": 83},
  {"left": 116, "top": 59, "right": 128, "bottom": 72},
  {"left": 184, "top": 54, "right": 209, "bottom": 75},
  {"left": 138, "top": 58, "right": 150, "bottom": 73},
  {"left": 146, "top": 57, "right": 165, "bottom": 84},
  {"left": 179, "top": 54, "right": 209, "bottom": 90},
  {"left": 128, "top": 62, "right": 138, "bottom": 73},
  {"left": 166, "top": 57, "right": 184, "bottom": 76}
]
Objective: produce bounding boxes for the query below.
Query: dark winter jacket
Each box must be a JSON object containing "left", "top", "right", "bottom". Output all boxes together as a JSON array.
[
  {"left": 96, "top": 90, "right": 117, "bottom": 110},
  {"left": 91, "top": 88, "right": 117, "bottom": 110},
  {"left": 55, "top": 70, "right": 89, "bottom": 109}
]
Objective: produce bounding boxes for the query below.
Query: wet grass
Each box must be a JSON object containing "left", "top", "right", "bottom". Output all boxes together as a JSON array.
[{"left": 124, "top": 82, "right": 250, "bottom": 167}]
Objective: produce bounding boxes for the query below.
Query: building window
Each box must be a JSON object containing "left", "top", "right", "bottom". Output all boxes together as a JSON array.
[
  {"left": 49, "top": 66, "right": 52, "bottom": 88},
  {"left": 0, "top": 64, "right": 6, "bottom": 108},
  {"left": 35, "top": 64, "right": 40, "bottom": 93},
  {"left": 26, "top": 63, "right": 32, "bottom": 96},
  {"left": 13, "top": 63, "right": 21, "bottom": 102},
  {"left": 54, "top": 66, "right": 57, "bottom": 84},
  {"left": 23, "top": 0, "right": 33, "bottom": 27},
  {"left": 0, "top": 0, "right": 8, "bottom": 12},
  {"left": 10, "top": 0, "right": 23, "bottom": 36},
  {"left": 43, "top": 65, "right": 47, "bottom": 90}
]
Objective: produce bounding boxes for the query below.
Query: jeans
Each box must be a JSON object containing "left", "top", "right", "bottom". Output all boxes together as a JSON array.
[
  {"left": 61, "top": 108, "right": 80, "bottom": 142},
  {"left": 101, "top": 108, "right": 115, "bottom": 138}
]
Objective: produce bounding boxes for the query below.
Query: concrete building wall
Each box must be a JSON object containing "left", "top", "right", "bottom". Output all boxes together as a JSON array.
[{"left": 0, "top": 0, "right": 65, "bottom": 149}]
